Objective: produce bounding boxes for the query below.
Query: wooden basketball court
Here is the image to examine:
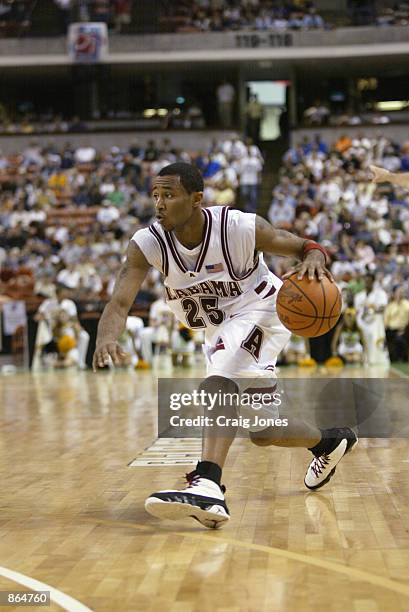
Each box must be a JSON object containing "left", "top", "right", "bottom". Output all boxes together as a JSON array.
[{"left": 0, "top": 362, "right": 408, "bottom": 611}]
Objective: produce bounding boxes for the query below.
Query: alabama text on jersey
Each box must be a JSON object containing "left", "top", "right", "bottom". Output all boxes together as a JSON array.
[{"left": 131, "top": 206, "right": 283, "bottom": 336}]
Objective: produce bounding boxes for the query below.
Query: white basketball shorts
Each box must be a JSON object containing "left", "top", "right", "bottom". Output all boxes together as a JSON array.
[{"left": 202, "top": 310, "right": 291, "bottom": 431}]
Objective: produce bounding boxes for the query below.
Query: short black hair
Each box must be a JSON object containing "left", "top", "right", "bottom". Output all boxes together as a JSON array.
[{"left": 157, "top": 162, "right": 204, "bottom": 194}]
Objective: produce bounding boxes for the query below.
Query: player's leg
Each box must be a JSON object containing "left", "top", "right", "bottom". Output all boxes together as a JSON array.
[
  {"left": 249, "top": 420, "right": 357, "bottom": 490},
  {"left": 249, "top": 420, "right": 320, "bottom": 448},
  {"left": 145, "top": 374, "right": 237, "bottom": 529},
  {"left": 230, "top": 313, "right": 358, "bottom": 492}
]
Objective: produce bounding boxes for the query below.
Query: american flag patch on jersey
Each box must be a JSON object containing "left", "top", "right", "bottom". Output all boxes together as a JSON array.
[{"left": 206, "top": 262, "right": 224, "bottom": 273}]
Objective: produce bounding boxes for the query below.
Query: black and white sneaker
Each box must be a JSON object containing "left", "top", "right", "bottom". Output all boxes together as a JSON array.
[
  {"left": 145, "top": 471, "right": 230, "bottom": 529},
  {"left": 304, "top": 427, "right": 358, "bottom": 491}
]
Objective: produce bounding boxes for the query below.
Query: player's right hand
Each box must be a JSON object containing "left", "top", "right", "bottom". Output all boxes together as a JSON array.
[
  {"left": 369, "top": 165, "right": 391, "bottom": 183},
  {"left": 92, "top": 342, "right": 129, "bottom": 371}
]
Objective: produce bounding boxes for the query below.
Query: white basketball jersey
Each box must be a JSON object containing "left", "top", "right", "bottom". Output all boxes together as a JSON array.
[{"left": 131, "top": 207, "right": 282, "bottom": 336}]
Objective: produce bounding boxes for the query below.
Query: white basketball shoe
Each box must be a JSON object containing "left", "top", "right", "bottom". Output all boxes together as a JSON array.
[
  {"left": 145, "top": 471, "right": 230, "bottom": 529},
  {"left": 304, "top": 427, "right": 358, "bottom": 490}
]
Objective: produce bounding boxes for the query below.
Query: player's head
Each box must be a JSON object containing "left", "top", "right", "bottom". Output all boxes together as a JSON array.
[{"left": 151, "top": 162, "right": 203, "bottom": 231}]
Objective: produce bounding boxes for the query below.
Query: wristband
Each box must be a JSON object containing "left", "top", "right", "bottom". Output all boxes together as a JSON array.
[{"left": 302, "top": 241, "right": 328, "bottom": 265}]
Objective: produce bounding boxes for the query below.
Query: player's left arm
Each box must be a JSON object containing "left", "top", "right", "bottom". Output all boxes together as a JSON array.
[{"left": 255, "top": 215, "right": 334, "bottom": 282}]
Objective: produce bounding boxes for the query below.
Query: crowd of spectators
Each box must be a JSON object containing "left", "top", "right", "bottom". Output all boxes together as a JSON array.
[
  {"left": 161, "top": 0, "right": 327, "bottom": 33},
  {"left": 0, "top": 113, "right": 88, "bottom": 135},
  {"left": 0, "top": 130, "right": 408, "bottom": 368},
  {"left": 0, "top": 0, "right": 328, "bottom": 38},
  {"left": 268, "top": 131, "right": 409, "bottom": 364},
  {"left": 2, "top": 0, "right": 409, "bottom": 39},
  {"left": 0, "top": 134, "right": 263, "bottom": 308},
  {"left": 302, "top": 99, "right": 399, "bottom": 128},
  {"left": 376, "top": 3, "right": 409, "bottom": 27},
  {"left": 53, "top": 0, "right": 132, "bottom": 34},
  {"left": 0, "top": 104, "right": 206, "bottom": 135}
]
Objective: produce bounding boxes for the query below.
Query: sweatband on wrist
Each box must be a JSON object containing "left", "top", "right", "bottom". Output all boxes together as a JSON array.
[{"left": 302, "top": 241, "right": 328, "bottom": 265}]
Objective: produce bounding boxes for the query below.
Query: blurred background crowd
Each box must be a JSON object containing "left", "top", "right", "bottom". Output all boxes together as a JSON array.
[
  {"left": 1, "top": 129, "right": 408, "bottom": 370},
  {"left": 1, "top": 0, "right": 408, "bottom": 38}
]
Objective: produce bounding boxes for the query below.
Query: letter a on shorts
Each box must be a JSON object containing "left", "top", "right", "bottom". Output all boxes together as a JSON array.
[{"left": 240, "top": 326, "right": 264, "bottom": 362}]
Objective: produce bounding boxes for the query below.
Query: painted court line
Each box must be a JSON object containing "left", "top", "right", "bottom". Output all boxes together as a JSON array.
[
  {"left": 0, "top": 566, "right": 92, "bottom": 612},
  {"left": 129, "top": 437, "right": 201, "bottom": 467}
]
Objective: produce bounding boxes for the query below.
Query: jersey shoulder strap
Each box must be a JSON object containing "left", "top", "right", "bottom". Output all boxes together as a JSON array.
[
  {"left": 131, "top": 225, "right": 168, "bottom": 275},
  {"left": 220, "top": 207, "right": 258, "bottom": 280}
]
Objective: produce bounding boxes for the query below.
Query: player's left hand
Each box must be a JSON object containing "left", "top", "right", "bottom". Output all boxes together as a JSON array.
[{"left": 282, "top": 251, "right": 334, "bottom": 282}]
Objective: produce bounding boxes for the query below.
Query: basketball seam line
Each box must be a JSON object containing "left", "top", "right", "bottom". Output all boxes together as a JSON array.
[{"left": 286, "top": 277, "right": 318, "bottom": 317}]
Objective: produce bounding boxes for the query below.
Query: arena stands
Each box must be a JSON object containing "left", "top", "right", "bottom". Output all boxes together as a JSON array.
[
  {"left": 3, "top": 1, "right": 404, "bottom": 38},
  {"left": 0, "top": 135, "right": 258, "bottom": 313},
  {"left": 269, "top": 131, "right": 409, "bottom": 364},
  {"left": 159, "top": 1, "right": 327, "bottom": 34},
  {"left": 270, "top": 132, "right": 409, "bottom": 285},
  {"left": 1, "top": 130, "right": 408, "bottom": 366}
]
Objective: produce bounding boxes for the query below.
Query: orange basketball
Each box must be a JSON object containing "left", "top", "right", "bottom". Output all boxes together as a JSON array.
[{"left": 276, "top": 274, "right": 342, "bottom": 337}]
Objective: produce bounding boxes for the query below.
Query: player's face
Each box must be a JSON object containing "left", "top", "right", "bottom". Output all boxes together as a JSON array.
[{"left": 151, "top": 176, "right": 200, "bottom": 231}]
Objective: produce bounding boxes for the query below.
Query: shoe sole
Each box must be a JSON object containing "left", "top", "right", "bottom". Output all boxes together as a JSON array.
[
  {"left": 145, "top": 497, "right": 230, "bottom": 529},
  {"left": 304, "top": 435, "right": 358, "bottom": 491}
]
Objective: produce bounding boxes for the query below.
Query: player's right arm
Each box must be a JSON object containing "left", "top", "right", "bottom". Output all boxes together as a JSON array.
[
  {"left": 93, "top": 241, "right": 150, "bottom": 371},
  {"left": 370, "top": 164, "right": 409, "bottom": 188}
]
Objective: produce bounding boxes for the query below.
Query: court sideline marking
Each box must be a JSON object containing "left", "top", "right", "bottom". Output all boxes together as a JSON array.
[
  {"left": 0, "top": 566, "right": 92, "bottom": 612},
  {"left": 82, "top": 518, "right": 409, "bottom": 599}
]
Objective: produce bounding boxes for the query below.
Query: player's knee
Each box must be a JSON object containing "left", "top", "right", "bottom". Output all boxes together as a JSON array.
[
  {"left": 199, "top": 375, "right": 239, "bottom": 415},
  {"left": 199, "top": 375, "right": 238, "bottom": 395}
]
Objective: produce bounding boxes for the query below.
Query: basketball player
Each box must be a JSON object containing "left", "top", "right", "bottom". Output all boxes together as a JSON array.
[{"left": 93, "top": 163, "right": 357, "bottom": 528}]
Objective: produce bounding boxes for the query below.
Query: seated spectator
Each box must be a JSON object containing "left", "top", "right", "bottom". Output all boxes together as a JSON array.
[
  {"left": 52, "top": 310, "right": 82, "bottom": 369},
  {"left": 171, "top": 322, "right": 195, "bottom": 368},
  {"left": 268, "top": 193, "right": 295, "bottom": 227},
  {"left": 34, "top": 285, "right": 89, "bottom": 369},
  {"left": 138, "top": 290, "right": 174, "bottom": 365},
  {"left": 74, "top": 143, "right": 96, "bottom": 164},
  {"left": 302, "top": 7, "right": 325, "bottom": 29},
  {"left": 117, "top": 316, "right": 146, "bottom": 367},
  {"left": 303, "top": 100, "right": 330, "bottom": 125},
  {"left": 56, "top": 262, "right": 81, "bottom": 290},
  {"left": 331, "top": 307, "right": 364, "bottom": 364}
]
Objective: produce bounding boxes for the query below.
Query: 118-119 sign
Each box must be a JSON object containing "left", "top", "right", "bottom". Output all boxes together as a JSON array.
[{"left": 235, "top": 33, "right": 293, "bottom": 48}]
